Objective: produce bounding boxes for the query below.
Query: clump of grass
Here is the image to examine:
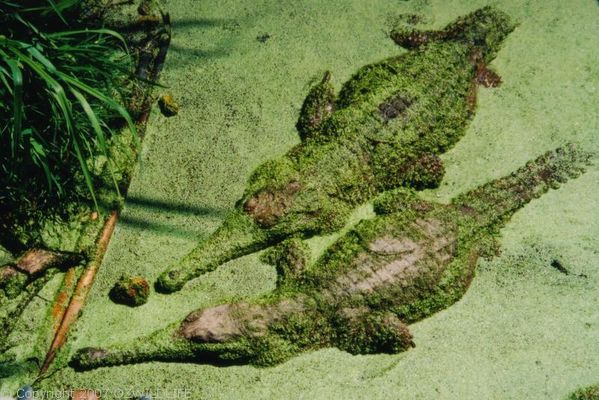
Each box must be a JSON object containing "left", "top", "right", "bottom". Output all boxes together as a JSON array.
[{"left": 0, "top": 0, "right": 137, "bottom": 216}]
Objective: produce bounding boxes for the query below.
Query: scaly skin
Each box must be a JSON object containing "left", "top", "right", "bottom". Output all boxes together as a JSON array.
[
  {"left": 156, "top": 6, "right": 517, "bottom": 293},
  {"left": 73, "top": 145, "right": 591, "bottom": 369}
]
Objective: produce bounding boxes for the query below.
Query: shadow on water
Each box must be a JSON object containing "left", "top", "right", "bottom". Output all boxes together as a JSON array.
[
  {"left": 118, "top": 196, "right": 228, "bottom": 238},
  {"left": 170, "top": 18, "right": 233, "bottom": 31},
  {"left": 126, "top": 196, "right": 227, "bottom": 217},
  {"left": 70, "top": 350, "right": 265, "bottom": 372},
  {"left": 164, "top": 16, "right": 253, "bottom": 68},
  {"left": 0, "top": 357, "right": 39, "bottom": 383},
  {"left": 168, "top": 43, "right": 229, "bottom": 60}
]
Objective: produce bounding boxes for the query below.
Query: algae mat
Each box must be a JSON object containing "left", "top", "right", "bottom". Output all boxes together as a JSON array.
[{"left": 31, "top": 0, "right": 599, "bottom": 398}]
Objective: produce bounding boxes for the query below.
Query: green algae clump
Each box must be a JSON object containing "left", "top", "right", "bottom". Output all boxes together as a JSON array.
[
  {"left": 109, "top": 275, "right": 150, "bottom": 307},
  {"left": 158, "top": 94, "right": 179, "bottom": 117},
  {"left": 0, "top": 266, "right": 28, "bottom": 300},
  {"left": 568, "top": 384, "right": 599, "bottom": 400},
  {"left": 569, "top": 385, "right": 599, "bottom": 400}
]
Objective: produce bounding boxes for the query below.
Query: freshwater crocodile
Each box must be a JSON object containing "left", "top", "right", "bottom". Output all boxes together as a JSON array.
[
  {"left": 156, "top": 6, "right": 517, "bottom": 293},
  {"left": 73, "top": 145, "right": 591, "bottom": 368}
]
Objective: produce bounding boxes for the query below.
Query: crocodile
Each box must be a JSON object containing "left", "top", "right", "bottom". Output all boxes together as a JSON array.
[
  {"left": 156, "top": 6, "right": 517, "bottom": 293},
  {"left": 73, "top": 145, "right": 591, "bottom": 368}
]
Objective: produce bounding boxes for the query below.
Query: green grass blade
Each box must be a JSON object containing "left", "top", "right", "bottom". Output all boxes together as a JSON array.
[
  {"left": 9, "top": 46, "right": 102, "bottom": 205},
  {"left": 1, "top": 7, "right": 136, "bottom": 206},
  {"left": 28, "top": 134, "right": 55, "bottom": 192},
  {"left": 71, "top": 131, "right": 99, "bottom": 210},
  {"left": 45, "top": 0, "right": 68, "bottom": 25},
  {"left": 70, "top": 87, "right": 107, "bottom": 151},
  {"left": 59, "top": 72, "right": 139, "bottom": 148},
  {"left": 47, "top": 29, "right": 129, "bottom": 53},
  {"left": 0, "top": 65, "right": 14, "bottom": 95},
  {"left": 25, "top": 45, "right": 58, "bottom": 74},
  {"left": 5, "top": 58, "right": 23, "bottom": 158},
  {"left": 14, "top": 14, "right": 43, "bottom": 39},
  {"left": 71, "top": 86, "right": 121, "bottom": 197}
]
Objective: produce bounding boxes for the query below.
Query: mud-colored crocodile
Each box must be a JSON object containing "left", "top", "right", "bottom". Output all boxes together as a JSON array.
[
  {"left": 156, "top": 6, "right": 517, "bottom": 293},
  {"left": 73, "top": 145, "right": 591, "bottom": 368}
]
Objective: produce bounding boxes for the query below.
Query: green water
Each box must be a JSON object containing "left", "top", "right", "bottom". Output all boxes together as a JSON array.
[{"left": 3, "top": 0, "right": 597, "bottom": 398}]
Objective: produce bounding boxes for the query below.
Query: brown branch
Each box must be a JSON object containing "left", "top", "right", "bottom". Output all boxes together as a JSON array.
[
  {"left": 14, "top": 249, "right": 82, "bottom": 277},
  {"left": 40, "top": 211, "right": 118, "bottom": 374},
  {"left": 49, "top": 267, "right": 80, "bottom": 335}
]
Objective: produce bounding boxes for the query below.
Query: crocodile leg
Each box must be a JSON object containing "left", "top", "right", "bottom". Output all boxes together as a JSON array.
[
  {"left": 374, "top": 152, "right": 446, "bottom": 191},
  {"left": 334, "top": 308, "right": 415, "bottom": 354},
  {"left": 260, "top": 237, "right": 311, "bottom": 288},
  {"left": 296, "top": 71, "right": 336, "bottom": 141}
]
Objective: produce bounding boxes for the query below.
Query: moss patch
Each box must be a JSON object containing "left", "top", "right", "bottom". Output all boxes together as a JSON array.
[
  {"left": 109, "top": 275, "right": 150, "bottom": 307},
  {"left": 569, "top": 385, "right": 599, "bottom": 400}
]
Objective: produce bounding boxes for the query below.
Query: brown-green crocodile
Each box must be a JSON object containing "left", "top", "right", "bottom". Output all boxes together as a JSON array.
[
  {"left": 73, "top": 145, "right": 591, "bottom": 368},
  {"left": 156, "top": 6, "right": 517, "bottom": 293}
]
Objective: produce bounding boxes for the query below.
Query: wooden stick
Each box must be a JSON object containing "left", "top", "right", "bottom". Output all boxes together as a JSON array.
[
  {"left": 40, "top": 211, "right": 118, "bottom": 375},
  {"left": 49, "top": 267, "right": 80, "bottom": 334}
]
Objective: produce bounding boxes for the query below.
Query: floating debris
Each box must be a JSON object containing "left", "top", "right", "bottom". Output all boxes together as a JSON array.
[
  {"left": 550, "top": 259, "right": 569, "bottom": 275},
  {"left": 257, "top": 33, "right": 271, "bottom": 43},
  {"left": 109, "top": 275, "right": 150, "bottom": 307},
  {"left": 158, "top": 94, "right": 179, "bottom": 117}
]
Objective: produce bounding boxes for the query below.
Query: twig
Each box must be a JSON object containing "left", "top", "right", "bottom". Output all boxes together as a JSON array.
[{"left": 40, "top": 211, "right": 118, "bottom": 374}]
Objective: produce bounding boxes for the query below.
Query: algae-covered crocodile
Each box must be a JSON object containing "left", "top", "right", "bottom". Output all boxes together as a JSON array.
[
  {"left": 73, "top": 145, "right": 591, "bottom": 368},
  {"left": 156, "top": 6, "right": 517, "bottom": 293}
]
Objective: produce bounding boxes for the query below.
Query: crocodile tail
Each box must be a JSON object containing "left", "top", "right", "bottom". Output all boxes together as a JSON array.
[
  {"left": 453, "top": 144, "right": 591, "bottom": 232},
  {"left": 390, "top": 6, "right": 516, "bottom": 60}
]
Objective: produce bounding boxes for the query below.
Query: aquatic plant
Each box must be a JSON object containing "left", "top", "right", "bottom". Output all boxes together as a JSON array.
[
  {"left": 156, "top": 6, "right": 517, "bottom": 293},
  {"left": 0, "top": 0, "right": 135, "bottom": 350},
  {"left": 0, "top": 0, "right": 137, "bottom": 213},
  {"left": 73, "top": 145, "right": 591, "bottom": 368}
]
